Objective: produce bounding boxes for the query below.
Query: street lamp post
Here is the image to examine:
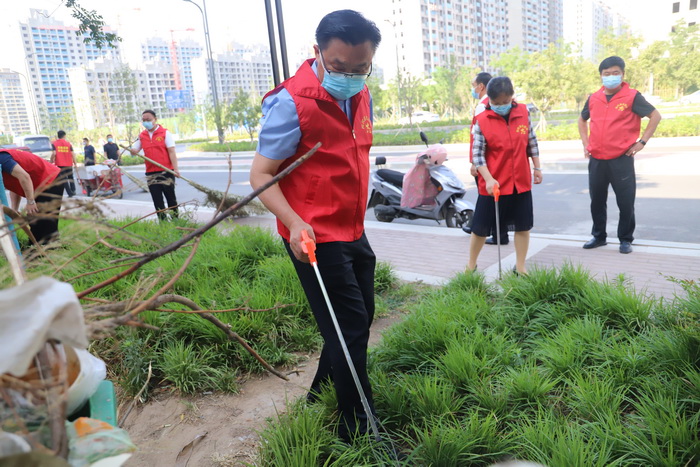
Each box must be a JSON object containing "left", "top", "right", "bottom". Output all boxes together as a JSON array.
[
  {"left": 182, "top": 0, "right": 221, "bottom": 140},
  {"left": 22, "top": 53, "right": 41, "bottom": 133}
]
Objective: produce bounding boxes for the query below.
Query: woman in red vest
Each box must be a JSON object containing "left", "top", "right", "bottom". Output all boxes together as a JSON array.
[
  {"left": 1, "top": 148, "right": 62, "bottom": 243},
  {"left": 125, "top": 109, "right": 180, "bottom": 220},
  {"left": 467, "top": 77, "right": 543, "bottom": 275}
]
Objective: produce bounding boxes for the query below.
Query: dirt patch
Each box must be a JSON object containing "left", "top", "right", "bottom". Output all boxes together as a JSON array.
[{"left": 122, "top": 311, "right": 405, "bottom": 467}]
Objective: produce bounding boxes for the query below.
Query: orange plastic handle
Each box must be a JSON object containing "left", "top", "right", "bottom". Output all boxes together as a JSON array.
[
  {"left": 300, "top": 230, "right": 317, "bottom": 264},
  {"left": 493, "top": 183, "right": 500, "bottom": 202}
]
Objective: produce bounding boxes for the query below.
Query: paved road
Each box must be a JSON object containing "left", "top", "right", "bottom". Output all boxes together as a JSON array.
[{"left": 115, "top": 167, "right": 700, "bottom": 244}]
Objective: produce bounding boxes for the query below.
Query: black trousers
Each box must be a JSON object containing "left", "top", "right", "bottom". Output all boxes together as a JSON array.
[
  {"left": 29, "top": 183, "right": 64, "bottom": 244},
  {"left": 473, "top": 175, "right": 509, "bottom": 241},
  {"left": 284, "top": 233, "right": 376, "bottom": 441},
  {"left": 146, "top": 171, "right": 178, "bottom": 220},
  {"left": 588, "top": 155, "right": 636, "bottom": 243},
  {"left": 57, "top": 166, "right": 75, "bottom": 197}
]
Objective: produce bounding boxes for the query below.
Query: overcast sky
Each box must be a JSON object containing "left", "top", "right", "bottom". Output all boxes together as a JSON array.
[{"left": 0, "top": 0, "right": 658, "bottom": 75}]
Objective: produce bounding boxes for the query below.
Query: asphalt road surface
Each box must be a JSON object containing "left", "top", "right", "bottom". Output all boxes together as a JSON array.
[{"left": 116, "top": 167, "right": 700, "bottom": 244}]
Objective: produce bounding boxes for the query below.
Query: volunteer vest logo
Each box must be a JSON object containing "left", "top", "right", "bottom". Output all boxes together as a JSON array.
[
  {"left": 57, "top": 146, "right": 69, "bottom": 152},
  {"left": 155, "top": 136, "right": 164, "bottom": 142},
  {"left": 516, "top": 124, "right": 528, "bottom": 135},
  {"left": 361, "top": 115, "right": 372, "bottom": 133},
  {"left": 615, "top": 102, "right": 629, "bottom": 111}
]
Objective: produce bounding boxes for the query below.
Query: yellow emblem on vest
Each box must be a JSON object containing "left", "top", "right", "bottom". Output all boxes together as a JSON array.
[
  {"left": 615, "top": 102, "right": 628, "bottom": 111},
  {"left": 516, "top": 124, "right": 528, "bottom": 135},
  {"left": 155, "top": 136, "right": 164, "bottom": 142},
  {"left": 361, "top": 115, "right": 372, "bottom": 133}
]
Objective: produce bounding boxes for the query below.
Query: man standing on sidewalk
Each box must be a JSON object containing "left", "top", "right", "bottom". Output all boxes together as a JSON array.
[
  {"left": 578, "top": 56, "right": 661, "bottom": 254},
  {"left": 468, "top": 72, "right": 509, "bottom": 245},
  {"left": 104, "top": 134, "right": 120, "bottom": 163},
  {"left": 50, "top": 130, "right": 76, "bottom": 197},
  {"left": 250, "top": 9, "right": 381, "bottom": 442},
  {"left": 124, "top": 110, "right": 180, "bottom": 220}
]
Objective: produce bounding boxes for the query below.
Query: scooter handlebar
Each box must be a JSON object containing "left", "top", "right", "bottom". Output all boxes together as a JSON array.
[
  {"left": 300, "top": 230, "right": 317, "bottom": 265},
  {"left": 493, "top": 183, "right": 500, "bottom": 202}
]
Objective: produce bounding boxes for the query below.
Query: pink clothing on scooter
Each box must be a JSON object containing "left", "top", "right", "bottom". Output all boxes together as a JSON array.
[{"left": 400, "top": 145, "right": 447, "bottom": 208}]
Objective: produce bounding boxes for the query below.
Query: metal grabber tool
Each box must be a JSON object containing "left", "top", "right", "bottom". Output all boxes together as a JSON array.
[
  {"left": 493, "top": 183, "right": 502, "bottom": 280},
  {"left": 300, "top": 230, "right": 382, "bottom": 442}
]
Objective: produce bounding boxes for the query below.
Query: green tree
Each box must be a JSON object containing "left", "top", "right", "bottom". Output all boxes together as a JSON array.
[
  {"left": 563, "top": 55, "right": 599, "bottom": 112},
  {"left": 431, "top": 57, "right": 471, "bottom": 120},
  {"left": 666, "top": 22, "right": 700, "bottom": 97},
  {"left": 227, "top": 90, "right": 262, "bottom": 142},
  {"left": 507, "top": 42, "right": 572, "bottom": 132},
  {"left": 491, "top": 46, "right": 529, "bottom": 76},
  {"left": 110, "top": 64, "right": 142, "bottom": 143},
  {"left": 65, "top": 1, "right": 120, "bottom": 49}
]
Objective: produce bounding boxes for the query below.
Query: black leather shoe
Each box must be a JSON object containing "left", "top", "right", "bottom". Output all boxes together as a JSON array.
[
  {"left": 619, "top": 241, "right": 633, "bottom": 254},
  {"left": 485, "top": 237, "right": 509, "bottom": 245},
  {"left": 583, "top": 238, "right": 607, "bottom": 249}
]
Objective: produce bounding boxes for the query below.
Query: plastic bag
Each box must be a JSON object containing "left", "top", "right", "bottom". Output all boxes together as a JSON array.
[
  {"left": 66, "top": 418, "right": 135, "bottom": 467},
  {"left": 65, "top": 347, "right": 107, "bottom": 416}
]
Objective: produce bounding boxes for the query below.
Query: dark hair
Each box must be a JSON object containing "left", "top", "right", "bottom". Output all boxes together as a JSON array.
[
  {"left": 599, "top": 56, "right": 625, "bottom": 73},
  {"left": 316, "top": 10, "right": 382, "bottom": 51},
  {"left": 83, "top": 137, "right": 89, "bottom": 142},
  {"left": 475, "top": 72, "right": 492, "bottom": 87},
  {"left": 106, "top": 134, "right": 113, "bottom": 138},
  {"left": 486, "top": 76, "right": 515, "bottom": 99},
  {"left": 57, "top": 130, "right": 66, "bottom": 138},
  {"left": 142, "top": 109, "right": 157, "bottom": 118}
]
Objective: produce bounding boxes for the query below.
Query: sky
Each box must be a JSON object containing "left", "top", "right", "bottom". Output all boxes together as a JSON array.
[{"left": 0, "top": 0, "right": 659, "bottom": 78}]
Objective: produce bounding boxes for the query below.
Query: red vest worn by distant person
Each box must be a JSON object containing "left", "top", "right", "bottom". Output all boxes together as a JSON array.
[
  {"left": 469, "top": 96, "right": 489, "bottom": 163},
  {"left": 1, "top": 149, "right": 60, "bottom": 197},
  {"left": 474, "top": 102, "right": 532, "bottom": 197},
  {"left": 139, "top": 125, "right": 174, "bottom": 173},
  {"left": 53, "top": 138, "right": 73, "bottom": 167},
  {"left": 586, "top": 82, "right": 641, "bottom": 160},
  {"left": 263, "top": 58, "right": 373, "bottom": 243}
]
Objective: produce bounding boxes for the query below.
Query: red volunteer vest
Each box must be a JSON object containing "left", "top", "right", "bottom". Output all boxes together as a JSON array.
[
  {"left": 469, "top": 96, "right": 490, "bottom": 163},
  {"left": 587, "top": 83, "right": 641, "bottom": 160},
  {"left": 1, "top": 149, "right": 60, "bottom": 197},
  {"left": 474, "top": 102, "right": 532, "bottom": 196},
  {"left": 264, "top": 59, "right": 373, "bottom": 243},
  {"left": 139, "top": 125, "right": 174, "bottom": 173},
  {"left": 53, "top": 139, "right": 73, "bottom": 167}
]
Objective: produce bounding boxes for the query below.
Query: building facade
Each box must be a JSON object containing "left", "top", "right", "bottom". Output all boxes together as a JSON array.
[
  {"left": 387, "top": 0, "right": 564, "bottom": 78},
  {"left": 141, "top": 37, "right": 203, "bottom": 108},
  {"left": 563, "top": 0, "right": 626, "bottom": 60},
  {"left": 0, "top": 69, "right": 34, "bottom": 136},
  {"left": 69, "top": 59, "right": 176, "bottom": 131},
  {"left": 20, "top": 9, "right": 119, "bottom": 128},
  {"left": 191, "top": 44, "right": 273, "bottom": 106}
]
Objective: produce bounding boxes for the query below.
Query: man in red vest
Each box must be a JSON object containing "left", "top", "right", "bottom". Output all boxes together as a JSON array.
[
  {"left": 578, "top": 56, "right": 662, "bottom": 254},
  {"left": 125, "top": 109, "right": 180, "bottom": 220},
  {"left": 1, "top": 148, "right": 62, "bottom": 243},
  {"left": 50, "top": 130, "right": 76, "bottom": 197},
  {"left": 250, "top": 10, "right": 381, "bottom": 442}
]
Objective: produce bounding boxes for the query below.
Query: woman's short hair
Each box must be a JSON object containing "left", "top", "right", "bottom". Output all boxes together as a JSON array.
[{"left": 486, "top": 76, "right": 515, "bottom": 99}]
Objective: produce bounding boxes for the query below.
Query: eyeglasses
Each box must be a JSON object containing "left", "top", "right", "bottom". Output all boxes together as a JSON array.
[{"left": 318, "top": 52, "right": 372, "bottom": 80}]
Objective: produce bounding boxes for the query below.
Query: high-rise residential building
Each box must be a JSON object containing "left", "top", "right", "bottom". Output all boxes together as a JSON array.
[
  {"left": 141, "top": 37, "right": 203, "bottom": 108},
  {"left": 387, "top": 0, "right": 563, "bottom": 78},
  {"left": 20, "top": 9, "right": 119, "bottom": 127},
  {"left": 68, "top": 59, "right": 176, "bottom": 131},
  {"left": 670, "top": 0, "right": 700, "bottom": 30},
  {"left": 563, "top": 0, "right": 626, "bottom": 60},
  {"left": 191, "top": 44, "right": 273, "bottom": 106},
  {"left": 0, "top": 69, "right": 34, "bottom": 136}
]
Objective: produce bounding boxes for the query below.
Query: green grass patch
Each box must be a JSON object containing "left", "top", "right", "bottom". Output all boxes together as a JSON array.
[
  {"left": 1, "top": 219, "right": 405, "bottom": 399},
  {"left": 259, "top": 265, "right": 700, "bottom": 465},
  {"left": 189, "top": 141, "right": 257, "bottom": 152}
]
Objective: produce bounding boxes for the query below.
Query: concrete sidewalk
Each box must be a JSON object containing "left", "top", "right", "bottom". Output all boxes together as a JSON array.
[{"left": 98, "top": 199, "right": 700, "bottom": 302}]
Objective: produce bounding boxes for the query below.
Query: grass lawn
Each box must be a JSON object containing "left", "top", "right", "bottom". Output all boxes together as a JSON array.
[{"left": 257, "top": 267, "right": 700, "bottom": 466}]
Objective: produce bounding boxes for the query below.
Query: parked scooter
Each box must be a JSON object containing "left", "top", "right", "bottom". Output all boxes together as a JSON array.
[{"left": 367, "top": 132, "right": 474, "bottom": 229}]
